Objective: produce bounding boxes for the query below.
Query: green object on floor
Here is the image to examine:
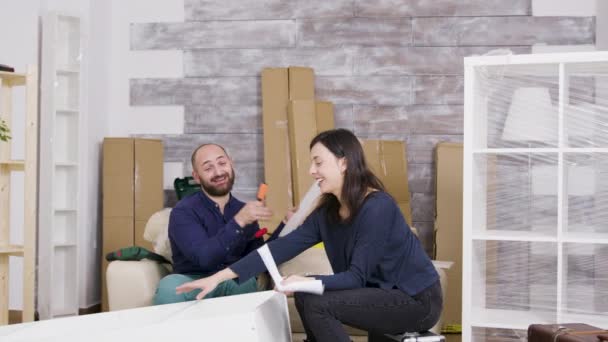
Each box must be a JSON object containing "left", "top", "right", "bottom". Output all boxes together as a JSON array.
[
  {"left": 105, "top": 246, "right": 170, "bottom": 264},
  {"left": 441, "top": 324, "right": 462, "bottom": 334},
  {"left": 174, "top": 176, "right": 201, "bottom": 200}
]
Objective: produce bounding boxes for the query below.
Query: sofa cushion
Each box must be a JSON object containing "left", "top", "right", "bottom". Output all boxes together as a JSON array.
[{"left": 143, "top": 208, "right": 173, "bottom": 263}]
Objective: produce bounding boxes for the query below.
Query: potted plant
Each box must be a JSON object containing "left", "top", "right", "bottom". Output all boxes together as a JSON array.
[{"left": 0, "top": 118, "right": 10, "bottom": 142}]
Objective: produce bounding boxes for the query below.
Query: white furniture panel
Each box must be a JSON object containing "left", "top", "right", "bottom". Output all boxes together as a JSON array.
[{"left": 0, "top": 291, "right": 292, "bottom": 342}]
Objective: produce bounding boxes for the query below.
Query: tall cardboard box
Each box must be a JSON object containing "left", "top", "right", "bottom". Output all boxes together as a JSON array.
[
  {"left": 261, "top": 68, "right": 292, "bottom": 232},
  {"left": 102, "top": 138, "right": 163, "bottom": 311},
  {"left": 288, "top": 66, "right": 314, "bottom": 101},
  {"left": 315, "top": 101, "right": 335, "bottom": 133},
  {"left": 434, "top": 142, "right": 463, "bottom": 330},
  {"left": 361, "top": 140, "right": 413, "bottom": 225},
  {"left": 287, "top": 100, "right": 318, "bottom": 206}
]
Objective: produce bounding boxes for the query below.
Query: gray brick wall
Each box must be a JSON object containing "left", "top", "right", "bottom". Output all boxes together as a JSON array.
[{"left": 130, "top": 0, "right": 595, "bottom": 254}]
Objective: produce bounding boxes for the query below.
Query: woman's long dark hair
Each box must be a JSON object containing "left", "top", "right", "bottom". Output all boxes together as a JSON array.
[{"left": 310, "top": 129, "right": 385, "bottom": 224}]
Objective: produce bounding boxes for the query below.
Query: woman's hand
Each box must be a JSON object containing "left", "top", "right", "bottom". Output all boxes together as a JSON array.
[
  {"left": 277, "top": 274, "right": 314, "bottom": 296},
  {"left": 176, "top": 268, "right": 237, "bottom": 300}
]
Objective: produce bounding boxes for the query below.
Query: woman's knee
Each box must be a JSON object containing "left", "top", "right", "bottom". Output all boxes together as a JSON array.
[{"left": 294, "top": 292, "right": 328, "bottom": 313}]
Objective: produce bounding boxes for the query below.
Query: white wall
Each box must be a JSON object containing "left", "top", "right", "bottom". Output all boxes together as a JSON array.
[
  {"left": 532, "top": 0, "right": 597, "bottom": 53},
  {"left": 598, "top": 0, "right": 608, "bottom": 50},
  {"left": 83, "top": 0, "right": 110, "bottom": 310},
  {"left": 105, "top": 0, "right": 184, "bottom": 139},
  {"left": 533, "top": 0, "right": 596, "bottom": 16},
  {"left": 105, "top": 0, "right": 185, "bottom": 189}
]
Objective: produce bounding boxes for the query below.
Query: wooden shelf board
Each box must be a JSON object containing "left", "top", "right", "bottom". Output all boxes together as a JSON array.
[
  {"left": 54, "top": 208, "right": 77, "bottom": 212},
  {"left": 55, "top": 161, "right": 78, "bottom": 167},
  {"left": 0, "top": 245, "right": 25, "bottom": 256},
  {"left": 0, "top": 159, "right": 25, "bottom": 166},
  {"left": 0, "top": 159, "right": 25, "bottom": 171},
  {"left": 0, "top": 71, "right": 26, "bottom": 85},
  {"left": 54, "top": 243, "right": 77, "bottom": 248},
  {"left": 56, "top": 108, "right": 79, "bottom": 114}
]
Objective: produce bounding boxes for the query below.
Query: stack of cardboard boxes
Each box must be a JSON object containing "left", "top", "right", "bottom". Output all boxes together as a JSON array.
[
  {"left": 101, "top": 138, "right": 164, "bottom": 311},
  {"left": 361, "top": 140, "right": 413, "bottom": 226},
  {"left": 261, "top": 66, "right": 413, "bottom": 230},
  {"left": 261, "top": 66, "right": 338, "bottom": 230}
]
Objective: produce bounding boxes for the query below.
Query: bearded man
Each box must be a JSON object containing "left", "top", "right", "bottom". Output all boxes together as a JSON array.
[{"left": 153, "top": 143, "right": 273, "bottom": 304}]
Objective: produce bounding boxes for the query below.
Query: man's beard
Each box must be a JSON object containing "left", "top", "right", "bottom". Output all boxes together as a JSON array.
[{"left": 200, "top": 170, "right": 235, "bottom": 197}]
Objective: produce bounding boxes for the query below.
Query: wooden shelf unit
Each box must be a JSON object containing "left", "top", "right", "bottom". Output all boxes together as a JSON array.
[{"left": 0, "top": 66, "right": 38, "bottom": 325}]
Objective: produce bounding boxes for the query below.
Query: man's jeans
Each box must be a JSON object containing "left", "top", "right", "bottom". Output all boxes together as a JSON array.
[
  {"left": 152, "top": 273, "right": 258, "bottom": 305},
  {"left": 295, "top": 280, "right": 443, "bottom": 342}
]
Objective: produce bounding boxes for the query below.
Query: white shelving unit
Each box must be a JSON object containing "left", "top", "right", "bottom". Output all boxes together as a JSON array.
[
  {"left": 463, "top": 52, "right": 608, "bottom": 341},
  {"left": 38, "top": 12, "right": 83, "bottom": 319}
]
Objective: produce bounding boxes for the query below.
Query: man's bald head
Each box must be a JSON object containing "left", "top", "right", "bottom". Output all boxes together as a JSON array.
[{"left": 191, "top": 143, "right": 229, "bottom": 169}]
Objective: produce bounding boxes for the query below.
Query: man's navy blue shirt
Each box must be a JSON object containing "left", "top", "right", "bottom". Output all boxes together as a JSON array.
[{"left": 168, "top": 191, "right": 264, "bottom": 276}]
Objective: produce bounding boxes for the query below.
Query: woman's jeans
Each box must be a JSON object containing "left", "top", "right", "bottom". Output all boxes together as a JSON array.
[{"left": 295, "top": 280, "right": 443, "bottom": 342}]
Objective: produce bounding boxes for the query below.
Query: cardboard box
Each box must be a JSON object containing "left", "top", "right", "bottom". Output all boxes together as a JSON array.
[
  {"left": 287, "top": 100, "right": 317, "bottom": 206},
  {"left": 101, "top": 138, "right": 163, "bottom": 311},
  {"left": 261, "top": 68, "right": 292, "bottom": 231},
  {"left": 288, "top": 67, "right": 314, "bottom": 101},
  {"left": 434, "top": 142, "right": 463, "bottom": 329},
  {"left": 134, "top": 139, "right": 164, "bottom": 222},
  {"left": 102, "top": 139, "right": 135, "bottom": 218},
  {"left": 315, "top": 101, "right": 335, "bottom": 133},
  {"left": 361, "top": 140, "right": 413, "bottom": 225}
]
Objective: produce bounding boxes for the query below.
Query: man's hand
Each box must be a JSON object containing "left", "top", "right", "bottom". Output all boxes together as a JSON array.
[
  {"left": 176, "top": 268, "right": 238, "bottom": 300},
  {"left": 282, "top": 206, "right": 297, "bottom": 224},
  {"left": 234, "top": 201, "right": 273, "bottom": 227},
  {"left": 176, "top": 276, "right": 220, "bottom": 300}
]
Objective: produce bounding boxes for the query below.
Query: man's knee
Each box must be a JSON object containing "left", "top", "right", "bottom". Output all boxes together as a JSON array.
[{"left": 153, "top": 274, "right": 196, "bottom": 305}]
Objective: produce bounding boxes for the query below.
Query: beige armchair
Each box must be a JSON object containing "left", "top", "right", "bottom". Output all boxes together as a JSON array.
[
  {"left": 105, "top": 209, "right": 449, "bottom": 341},
  {"left": 106, "top": 259, "right": 170, "bottom": 311},
  {"left": 106, "top": 208, "right": 173, "bottom": 311}
]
